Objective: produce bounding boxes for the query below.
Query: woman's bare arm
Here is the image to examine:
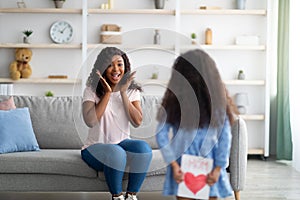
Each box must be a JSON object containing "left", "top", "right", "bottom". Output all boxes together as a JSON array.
[
  {"left": 82, "top": 70, "right": 113, "bottom": 128},
  {"left": 120, "top": 92, "right": 143, "bottom": 127},
  {"left": 82, "top": 92, "right": 111, "bottom": 128}
]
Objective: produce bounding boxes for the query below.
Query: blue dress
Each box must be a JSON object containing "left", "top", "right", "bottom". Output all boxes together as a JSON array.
[{"left": 155, "top": 117, "right": 233, "bottom": 198}]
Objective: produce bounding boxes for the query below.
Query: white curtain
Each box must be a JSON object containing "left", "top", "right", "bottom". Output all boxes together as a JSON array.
[{"left": 290, "top": 0, "right": 300, "bottom": 172}]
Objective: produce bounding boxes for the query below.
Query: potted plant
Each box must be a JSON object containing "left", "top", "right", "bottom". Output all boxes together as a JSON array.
[
  {"left": 52, "top": 0, "right": 65, "bottom": 8},
  {"left": 191, "top": 32, "right": 197, "bottom": 45},
  {"left": 237, "top": 70, "right": 246, "bottom": 80},
  {"left": 45, "top": 91, "right": 54, "bottom": 97},
  {"left": 151, "top": 66, "right": 159, "bottom": 79},
  {"left": 22, "top": 29, "right": 33, "bottom": 43}
]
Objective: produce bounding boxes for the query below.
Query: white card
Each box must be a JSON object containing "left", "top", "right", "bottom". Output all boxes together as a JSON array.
[{"left": 177, "top": 154, "right": 213, "bottom": 200}]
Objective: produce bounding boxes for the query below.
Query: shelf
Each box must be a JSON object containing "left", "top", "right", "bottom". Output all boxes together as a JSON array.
[
  {"left": 87, "top": 44, "right": 175, "bottom": 51},
  {"left": 248, "top": 148, "right": 264, "bottom": 155},
  {"left": 138, "top": 79, "right": 265, "bottom": 86},
  {"left": 0, "top": 78, "right": 81, "bottom": 84},
  {"left": 181, "top": 9, "right": 266, "bottom": 15},
  {"left": 0, "top": 43, "right": 82, "bottom": 49},
  {"left": 88, "top": 9, "right": 175, "bottom": 15},
  {"left": 181, "top": 45, "right": 266, "bottom": 51},
  {"left": 224, "top": 80, "right": 265, "bottom": 86},
  {"left": 87, "top": 44, "right": 265, "bottom": 51},
  {"left": 0, "top": 8, "right": 82, "bottom": 14},
  {"left": 240, "top": 114, "right": 265, "bottom": 121}
]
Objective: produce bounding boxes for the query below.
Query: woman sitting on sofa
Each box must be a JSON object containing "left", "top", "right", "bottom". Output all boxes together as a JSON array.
[{"left": 81, "top": 47, "right": 153, "bottom": 200}]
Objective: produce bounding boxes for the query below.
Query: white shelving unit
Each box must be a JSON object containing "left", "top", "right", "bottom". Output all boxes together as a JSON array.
[
  {"left": 0, "top": 2, "right": 83, "bottom": 96},
  {"left": 0, "top": 0, "right": 275, "bottom": 157}
]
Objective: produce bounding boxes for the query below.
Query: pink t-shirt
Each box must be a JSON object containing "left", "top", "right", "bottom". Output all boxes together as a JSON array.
[{"left": 82, "top": 86, "right": 141, "bottom": 149}]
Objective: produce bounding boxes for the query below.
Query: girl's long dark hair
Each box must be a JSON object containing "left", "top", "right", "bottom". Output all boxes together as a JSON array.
[
  {"left": 157, "top": 49, "right": 238, "bottom": 130},
  {"left": 86, "top": 47, "right": 142, "bottom": 98}
]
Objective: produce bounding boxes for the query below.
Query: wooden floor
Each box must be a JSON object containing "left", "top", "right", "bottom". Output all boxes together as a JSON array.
[
  {"left": 240, "top": 156, "right": 300, "bottom": 200},
  {"left": 1, "top": 157, "right": 300, "bottom": 200}
]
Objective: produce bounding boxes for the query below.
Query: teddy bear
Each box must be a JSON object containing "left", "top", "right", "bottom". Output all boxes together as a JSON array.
[{"left": 9, "top": 48, "right": 32, "bottom": 80}]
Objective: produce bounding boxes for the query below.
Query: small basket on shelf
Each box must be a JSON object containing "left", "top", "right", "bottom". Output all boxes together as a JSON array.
[{"left": 100, "top": 24, "right": 122, "bottom": 44}]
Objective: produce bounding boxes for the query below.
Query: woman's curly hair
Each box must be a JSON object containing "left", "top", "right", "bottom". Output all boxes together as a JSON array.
[
  {"left": 157, "top": 49, "right": 238, "bottom": 129},
  {"left": 86, "top": 47, "right": 142, "bottom": 98}
]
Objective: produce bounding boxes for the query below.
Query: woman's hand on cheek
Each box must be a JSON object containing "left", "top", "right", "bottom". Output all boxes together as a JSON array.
[
  {"left": 120, "top": 71, "right": 136, "bottom": 93},
  {"left": 96, "top": 70, "right": 112, "bottom": 93}
]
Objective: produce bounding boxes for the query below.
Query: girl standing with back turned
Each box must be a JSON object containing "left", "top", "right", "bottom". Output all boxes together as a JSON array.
[{"left": 156, "top": 49, "right": 238, "bottom": 200}]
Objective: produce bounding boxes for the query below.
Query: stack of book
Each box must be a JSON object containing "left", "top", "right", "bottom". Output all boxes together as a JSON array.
[{"left": 0, "top": 83, "right": 13, "bottom": 95}]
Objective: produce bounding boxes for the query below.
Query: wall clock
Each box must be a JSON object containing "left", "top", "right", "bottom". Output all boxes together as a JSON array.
[{"left": 50, "top": 21, "right": 74, "bottom": 44}]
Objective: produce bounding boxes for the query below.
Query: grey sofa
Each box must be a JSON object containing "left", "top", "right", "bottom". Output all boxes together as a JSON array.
[{"left": 0, "top": 95, "right": 247, "bottom": 200}]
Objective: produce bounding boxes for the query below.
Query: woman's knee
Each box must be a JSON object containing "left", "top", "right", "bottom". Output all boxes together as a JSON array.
[
  {"left": 131, "top": 140, "right": 152, "bottom": 154},
  {"left": 108, "top": 144, "right": 127, "bottom": 158},
  {"left": 105, "top": 145, "right": 127, "bottom": 165},
  {"left": 86, "top": 144, "right": 127, "bottom": 170}
]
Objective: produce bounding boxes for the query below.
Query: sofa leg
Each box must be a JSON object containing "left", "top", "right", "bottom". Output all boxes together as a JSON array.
[{"left": 234, "top": 190, "right": 240, "bottom": 200}]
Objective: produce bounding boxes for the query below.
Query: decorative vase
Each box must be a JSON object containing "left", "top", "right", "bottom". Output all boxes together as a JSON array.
[
  {"left": 23, "top": 36, "right": 30, "bottom": 44},
  {"left": 237, "top": 106, "right": 247, "bottom": 114},
  {"left": 205, "top": 28, "right": 212, "bottom": 45},
  {"left": 191, "top": 38, "right": 197, "bottom": 45},
  {"left": 108, "top": 0, "right": 114, "bottom": 9},
  {"left": 234, "top": 93, "right": 249, "bottom": 114},
  {"left": 236, "top": 0, "right": 246, "bottom": 9},
  {"left": 154, "top": 0, "right": 165, "bottom": 9},
  {"left": 17, "top": 0, "right": 26, "bottom": 8},
  {"left": 54, "top": 0, "right": 64, "bottom": 8},
  {"left": 154, "top": 29, "right": 161, "bottom": 45}
]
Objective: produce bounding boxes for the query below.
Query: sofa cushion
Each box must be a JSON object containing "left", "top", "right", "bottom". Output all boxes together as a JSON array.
[
  {"left": 1, "top": 95, "right": 162, "bottom": 150},
  {"left": 0, "top": 149, "right": 97, "bottom": 178},
  {"left": 0, "top": 107, "right": 40, "bottom": 154},
  {"left": 0, "top": 96, "right": 16, "bottom": 110},
  {"left": 11, "top": 96, "right": 88, "bottom": 149},
  {"left": 146, "top": 149, "right": 167, "bottom": 176}
]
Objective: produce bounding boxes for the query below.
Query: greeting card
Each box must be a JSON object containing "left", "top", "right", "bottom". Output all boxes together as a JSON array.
[{"left": 177, "top": 154, "right": 213, "bottom": 199}]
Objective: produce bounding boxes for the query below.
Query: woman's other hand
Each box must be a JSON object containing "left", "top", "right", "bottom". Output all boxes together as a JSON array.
[{"left": 119, "top": 71, "right": 136, "bottom": 93}]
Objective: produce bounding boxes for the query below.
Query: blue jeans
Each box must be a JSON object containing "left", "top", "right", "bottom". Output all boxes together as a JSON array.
[{"left": 81, "top": 139, "right": 152, "bottom": 195}]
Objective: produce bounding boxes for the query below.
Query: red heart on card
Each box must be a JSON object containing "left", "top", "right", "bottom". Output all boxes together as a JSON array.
[{"left": 184, "top": 172, "right": 207, "bottom": 195}]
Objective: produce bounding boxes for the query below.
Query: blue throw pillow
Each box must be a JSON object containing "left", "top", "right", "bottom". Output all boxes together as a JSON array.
[{"left": 0, "top": 107, "right": 40, "bottom": 154}]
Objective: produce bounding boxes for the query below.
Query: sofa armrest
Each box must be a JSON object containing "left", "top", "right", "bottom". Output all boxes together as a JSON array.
[{"left": 229, "top": 115, "right": 248, "bottom": 191}]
